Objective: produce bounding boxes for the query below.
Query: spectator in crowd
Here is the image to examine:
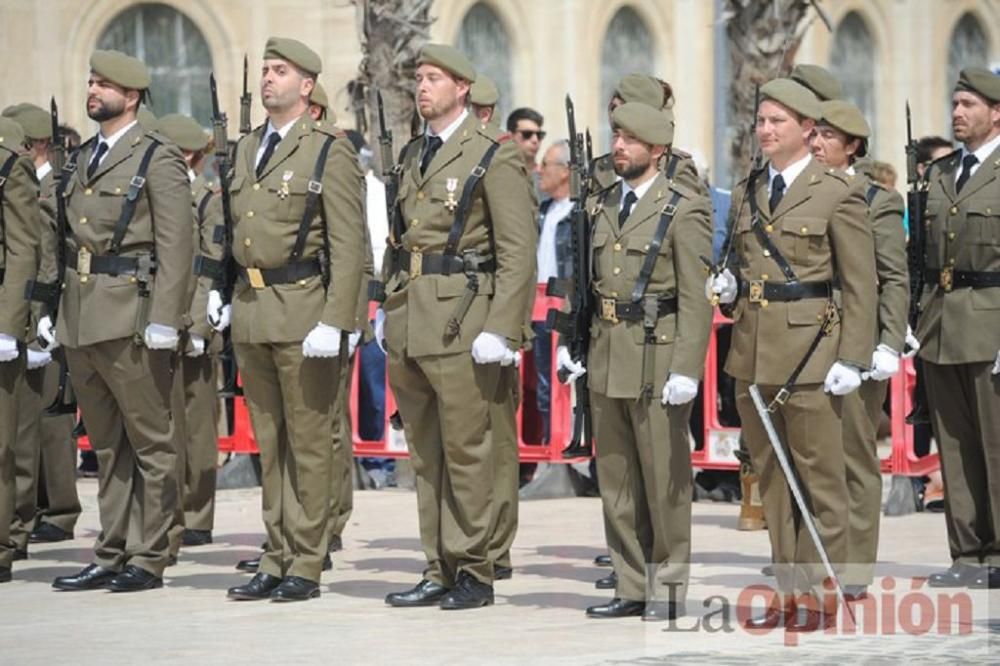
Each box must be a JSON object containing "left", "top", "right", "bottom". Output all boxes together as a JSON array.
[{"left": 507, "top": 107, "right": 545, "bottom": 192}]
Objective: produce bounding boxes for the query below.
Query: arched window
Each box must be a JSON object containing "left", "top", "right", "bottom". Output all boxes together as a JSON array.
[
  {"left": 947, "top": 13, "right": 990, "bottom": 126},
  {"left": 829, "top": 12, "right": 877, "bottom": 150},
  {"left": 98, "top": 3, "right": 213, "bottom": 125},
  {"left": 600, "top": 7, "right": 654, "bottom": 148},
  {"left": 457, "top": 3, "right": 513, "bottom": 122}
]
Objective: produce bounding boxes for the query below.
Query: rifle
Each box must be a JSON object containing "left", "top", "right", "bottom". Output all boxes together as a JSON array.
[
  {"left": 545, "top": 95, "right": 593, "bottom": 459},
  {"left": 239, "top": 55, "right": 252, "bottom": 136},
  {"left": 903, "top": 102, "right": 930, "bottom": 425},
  {"left": 368, "top": 88, "right": 400, "bottom": 304},
  {"left": 209, "top": 74, "right": 237, "bottom": 304}
]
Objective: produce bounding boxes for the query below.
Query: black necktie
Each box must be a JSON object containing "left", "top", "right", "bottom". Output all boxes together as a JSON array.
[
  {"left": 619, "top": 191, "right": 638, "bottom": 228},
  {"left": 769, "top": 174, "right": 786, "bottom": 213},
  {"left": 255, "top": 132, "right": 282, "bottom": 178},
  {"left": 956, "top": 153, "right": 978, "bottom": 193},
  {"left": 87, "top": 141, "right": 108, "bottom": 179},
  {"left": 420, "top": 136, "right": 443, "bottom": 175}
]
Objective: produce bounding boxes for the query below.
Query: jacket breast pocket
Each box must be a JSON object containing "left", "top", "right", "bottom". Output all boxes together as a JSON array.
[
  {"left": 786, "top": 299, "right": 835, "bottom": 327},
  {"left": 626, "top": 236, "right": 672, "bottom": 286},
  {"left": 781, "top": 216, "right": 828, "bottom": 263},
  {"left": 965, "top": 200, "right": 1000, "bottom": 245},
  {"left": 96, "top": 179, "right": 130, "bottom": 223},
  {"left": 278, "top": 176, "right": 312, "bottom": 224}
]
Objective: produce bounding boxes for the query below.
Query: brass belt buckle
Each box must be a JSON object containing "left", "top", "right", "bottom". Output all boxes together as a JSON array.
[
  {"left": 601, "top": 297, "right": 619, "bottom": 324},
  {"left": 409, "top": 249, "right": 423, "bottom": 279},
  {"left": 246, "top": 267, "right": 266, "bottom": 289},
  {"left": 939, "top": 266, "right": 953, "bottom": 292},
  {"left": 748, "top": 280, "right": 765, "bottom": 303},
  {"left": 77, "top": 247, "right": 92, "bottom": 283}
]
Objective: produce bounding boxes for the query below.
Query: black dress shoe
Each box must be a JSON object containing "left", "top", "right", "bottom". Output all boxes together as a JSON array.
[
  {"left": 928, "top": 562, "right": 981, "bottom": 587},
  {"left": 786, "top": 608, "right": 837, "bottom": 633},
  {"left": 271, "top": 576, "right": 320, "bottom": 602},
  {"left": 595, "top": 571, "right": 617, "bottom": 590},
  {"left": 743, "top": 606, "right": 791, "bottom": 630},
  {"left": 166, "top": 554, "right": 177, "bottom": 567},
  {"left": 329, "top": 535, "right": 343, "bottom": 552},
  {"left": 761, "top": 564, "right": 774, "bottom": 577},
  {"left": 594, "top": 554, "right": 612, "bottom": 567},
  {"left": 30, "top": 522, "right": 73, "bottom": 543},
  {"left": 228, "top": 572, "right": 282, "bottom": 600},
  {"left": 385, "top": 579, "right": 449, "bottom": 607},
  {"left": 494, "top": 565, "right": 513, "bottom": 580},
  {"left": 323, "top": 553, "right": 332, "bottom": 571},
  {"left": 52, "top": 564, "right": 118, "bottom": 591},
  {"left": 439, "top": 572, "right": 494, "bottom": 610},
  {"left": 969, "top": 566, "right": 1000, "bottom": 589},
  {"left": 108, "top": 565, "right": 163, "bottom": 592},
  {"left": 236, "top": 556, "right": 261, "bottom": 573},
  {"left": 181, "top": 529, "right": 213, "bottom": 547},
  {"left": 844, "top": 584, "right": 868, "bottom": 601},
  {"left": 642, "top": 601, "right": 685, "bottom": 622},
  {"left": 586, "top": 598, "right": 645, "bottom": 618},
  {"left": 12, "top": 549, "right": 27, "bottom": 561},
  {"left": 0, "top": 566, "right": 11, "bottom": 583}
]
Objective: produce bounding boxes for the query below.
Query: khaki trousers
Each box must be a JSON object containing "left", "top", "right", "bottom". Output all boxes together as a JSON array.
[
  {"left": 487, "top": 364, "right": 520, "bottom": 570},
  {"left": 326, "top": 351, "right": 355, "bottom": 545},
  {"left": 181, "top": 354, "right": 219, "bottom": 531},
  {"left": 0, "top": 355, "right": 25, "bottom": 569}
]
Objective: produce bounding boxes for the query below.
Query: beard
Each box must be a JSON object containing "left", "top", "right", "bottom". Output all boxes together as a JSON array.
[
  {"left": 614, "top": 153, "right": 651, "bottom": 181},
  {"left": 87, "top": 97, "right": 124, "bottom": 122}
]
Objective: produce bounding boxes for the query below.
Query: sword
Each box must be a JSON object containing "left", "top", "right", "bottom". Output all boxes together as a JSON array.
[{"left": 748, "top": 384, "right": 855, "bottom": 624}]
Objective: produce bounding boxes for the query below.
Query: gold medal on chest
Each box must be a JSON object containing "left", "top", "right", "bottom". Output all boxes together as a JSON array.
[
  {"left": 444, "top": 177, "right": 459, "bottom": 212},
  {"left": 278, "top": 170, "right": 293, "bottom": 199}
]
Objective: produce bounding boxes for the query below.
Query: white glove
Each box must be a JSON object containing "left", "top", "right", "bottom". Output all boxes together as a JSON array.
[
  {"left": 37, "top": 315, "right": 59, "bottom": 350},
  {"left": 863, "top": 344, "right": 900, "bottom": 382},
  {"left": 374, "top": 309, "right": 386, "bottom": 352},
  {"left": 823, "top": 361, "right": 863, "bottom": 396},
  {"left": 302, "top": 322, "right": 343, "bottom": 358},
  {"left": 992, "top": 349, "right": 1000, "bottom": 376},
  {"left": 26, "top": 349, "right": 52, "bottom": 369},
  {"left": 902, "top": 325, "right": 920, "bottom": 360},
  {"left": 207, "top": 290, "right": 231, "bottom": 332},
  {"left": 500, "top": 348, "right": 521, "bottom": 367},
  {"left": 347, "top": 331, "right": 361, "bottom": 357},
  {"left": 0, "top": 334, "right": 19, "bottom": 362},
  {"left": 556, "top": 345, "right": 586, "bottom": 383},
  {"left": 187, "top": 334, "right": 206, "bottom": 358},
  {"left": 471, "top": 331, "right": 509, "bottom": 364},
  {"left": 144, "top": 323, "right": 180, "bottom": 350},
  {"left": 661, "top": 373, "right": 699, "bottom": 405},
  {"left": 705, "top": 268, "right": 738, "bottom": 305}
]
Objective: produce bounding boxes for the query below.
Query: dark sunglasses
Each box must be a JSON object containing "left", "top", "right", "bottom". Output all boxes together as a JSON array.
[{"left": 517, "top": 129, "right": 546, "bottom": 141}]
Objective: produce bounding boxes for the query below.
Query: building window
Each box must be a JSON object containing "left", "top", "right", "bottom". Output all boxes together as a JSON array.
[
  {"left": 829, "top": 12, "right": 877, "bottom": 151},
  {"left": 947, "top": 13, "right": 990, "bottom": 127},
  {"left": 457, "top": 2, "right": 513, "bottom": 122},
  {"left": 600, "top": 7, "right": 654, "bottom": 148},
  {"left": 98, "top": 3, "right": 213, "bottom": 125}
]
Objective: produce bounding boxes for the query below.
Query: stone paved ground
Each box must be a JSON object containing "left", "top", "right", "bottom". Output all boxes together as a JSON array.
[{"left": 3, "top": 479, "right": 997, "bottom": 664}]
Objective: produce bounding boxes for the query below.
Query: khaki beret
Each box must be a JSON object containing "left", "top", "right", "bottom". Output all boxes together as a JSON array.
[
  {"left": 790, "top": 64, "right": 843, "bottom": 102},
  {"left": 0, "top": 117, "right": 26, "bottom": 148},
  {"left": 818, "top": 100, "right": 870, "bottom": 139},
  {"left": 417, "top": 43, "right": 476, "bottom": 82},
  {"left": 137, "top": 106, "right": 157, "bottom": 129},
  {"left": 90, "top": 50, "right": 151, "bottom": 90},
  {"left": 470, "top": 74, "right": 499, "bottom": 107},
  {"left": 954, "top": 67, "right": 1000, "bottom": 103},
  {"left": 310, "top": 81, "right": 329, "bottom": 110},
  {"left": 155, "top": 113, "right": 209, "bottom": 152},
  {"left": 614, "top": 74, "right": 666, "bottom": 109},
  {"left": 4, "top": 103, "right": 51, "bottom": 140},
  {"left": 612, "top": 102, "right": 674, "bottom": 146},
  {"left": 263, "top": 37, "right": 322, "bottom": 76},
  {"left": 760, "top": 78, "right": 822, "bottom": 120}
]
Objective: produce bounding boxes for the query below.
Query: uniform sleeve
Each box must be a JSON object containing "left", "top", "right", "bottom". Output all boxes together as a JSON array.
[
  {"left": 147, "top": 142, "right": 195, "bottom": 331},
  {"left": 830, "top": 179, "right": 877, "bottom": 368},
  {"left": 320, "top": 137, "right": 366, "bottom": 331},
  {"left": 0, "top": 155, "right": 41, "bottom": 340},
  {"left": 355, "top": 200, "right": 375, "bottom": 338},
  {"left": 668, "top": 194, "right": 714, "bottom": 379},
  {"left": 872, "top": 189, "right": 909, "bottom": 352},
  {"left": 483, "top": 141, "right": 538, "bottom": 342},
  {"left": 188, "top": 188, "right": 223, "bottom": 340}
]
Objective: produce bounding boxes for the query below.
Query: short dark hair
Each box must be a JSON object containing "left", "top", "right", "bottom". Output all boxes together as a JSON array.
[
  {"left": 915, "top": 135, "right": 953, "bottom": 165},
  {"left": 506, "top": 107, "right": 543, "bottom": 133}
]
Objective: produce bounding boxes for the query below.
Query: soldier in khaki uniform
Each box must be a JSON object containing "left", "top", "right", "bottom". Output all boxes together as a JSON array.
[
  {"left": 918, "top": 68, "right": 1000, "bottom": 591},
  {"left": 220, "top": 38, "right": 367, "bottom": 603},
  {"left": 378, "top": 44, "right": 536, "bottom": 610},
  {"left": 790, "top": 63, "right": 843, "bottom": 103},
  {"left": 154, "top": 114, "right": 222, "bottom": 548},
  {"left": 0, "top": 117, "right": 41, "bottom": 584},
  {"left": 27, "top": 51, "right": 192, "bottom": 593},
  {"left": 709, "top": 79, "right": 877, "bottom": 630},
  {"left": 811, "top": 100, "right": 909, "bottom": 600},
  {"left": 556, "top": 104, "right": 712, "bottom": 620}
]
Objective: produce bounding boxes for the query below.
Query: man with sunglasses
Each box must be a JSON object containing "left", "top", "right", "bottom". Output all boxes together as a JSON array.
[{"left": 507, "top": 107, "right": 545, "bottom": 193}]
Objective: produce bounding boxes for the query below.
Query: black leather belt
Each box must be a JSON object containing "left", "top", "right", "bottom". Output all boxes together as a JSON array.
[
  {"left": 396, "top": 248, "right": 495, "bottom": 277},
  {"left": 738, "top": 280, "right": 832, "bottom": 303},
  {"left": 193, "top": 255, "right": 223, "bottom": 281},
  {"left": 926, "top": 268, "right": 1000, "bottom": 292},
  {"left": 597, "top": 296, "right": 678, "bottom": 323},
  {"left": 237, "top": 258, "right": 322, "bottom": 289},
  {"left": 0, "top": 267, "right": 4, "bottom": 285},
  {"left": 67, "top": 253, "right": 145, "bottom": 275}
]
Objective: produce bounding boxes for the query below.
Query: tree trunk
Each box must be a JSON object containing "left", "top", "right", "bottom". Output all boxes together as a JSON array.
[
  {"left": 724, "top": 0, "right": 824, "bottom": 178},
  {"left": 348, "top": 0, "right": 435, "bottom": 172}
]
